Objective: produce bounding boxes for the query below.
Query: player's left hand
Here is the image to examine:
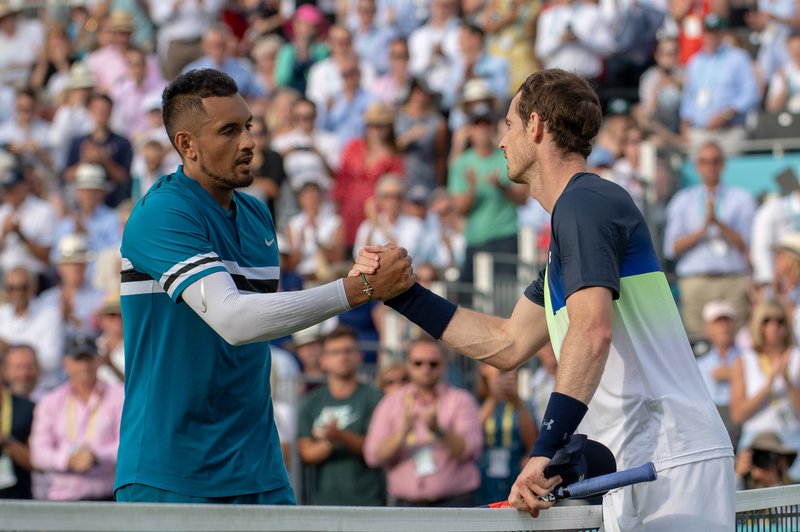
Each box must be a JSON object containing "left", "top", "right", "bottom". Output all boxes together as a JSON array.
[
  {"left": 508, "top": 456, "right": 561, "bottom": 517},
  {"left": 348, "top": 243, "right": 399, "bottom": 277}
]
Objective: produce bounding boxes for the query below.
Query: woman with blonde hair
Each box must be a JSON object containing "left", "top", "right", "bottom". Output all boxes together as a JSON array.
[{"left": 730, "top": 299, "right": 800, "bottom": 480}]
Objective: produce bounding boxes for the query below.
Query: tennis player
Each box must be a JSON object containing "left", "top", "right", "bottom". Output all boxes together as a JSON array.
[
  {"left": 114, "top": 69, "right": 415, "bottom": 504},
  {"left": 354, "top": 69, "right": 735, "bottom": 530}
]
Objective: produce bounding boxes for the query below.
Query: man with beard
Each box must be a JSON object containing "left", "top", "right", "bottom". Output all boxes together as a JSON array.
[{"left": 114, "top": 69, "right": 416, "bottom": 504}]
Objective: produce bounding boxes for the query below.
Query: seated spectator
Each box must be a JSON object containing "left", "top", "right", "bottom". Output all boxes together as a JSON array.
[
  {"left": 475, "top": 363, "right": 536, "bottom": 507},
  {"left": 49, "top": 62, "right": 95, "bottom": 172},
  {"left": 0, "top": 267, "right": 63, "bottom": 395},
  {"left": 354, "top": 174, "right": 424, "bottom": 260},
  {"left": 680, "top": 14, "right": 760, "bottom": 153},
  {"left": 730, "top": 300, "right": 800, "bottom": 481},
  {"left": 29, "top": 335, "right": 124, "bottom": 501},
  {"left": 407, "top": 0, "right": 461, "bottom": 108},
  {"left": 95, "top": 291, "right": 124, "bottom": 385},
  {"left": 696, "top": 301, "right": 742, "bottom": 448},
  {"left": 395, "top": 77, "right": 448, "bottom": 192},
  {"left": 286, "top": 182, "right": 345, "bottom": 284},
  {"left": 449, "top": 23, "right": 508, "bottom": 112},
  {"left": 298, "top": 327, "right": 385, "bottom": 506},
  {"left": 317, "top": 55, "right": 375, "bottom": 147},
  {"left": 0, "top": 3, "right": 45, "bottom": 88},
  {"left": 332, "top": 101, "right": 404, "bottom": 255},
  {"left": 1, "top": 344, "right": 39, "bottom": 400},
  {"left": 735, "top": 432, "right": 797, "bottom": 489},
  {"left": 0, "top": 377, "right": 34, "bottom": 499},
  {"left": 376, "top": 361, "right": 408, "bottom": 395},
  {"left": 0, "top": 166, "right": 57, "bottom": 283},
  {"left": 416, "top": 188, "right": 466, "bottom": 272},
  {"left": 63, "top": 92, "right": 133, "bottom": 208},
  {"left": 29, "top": 22, "right": 77, "bottom": 103},
  {"left": 352, "top": 0, "right": 398, "bottom": 76},
  {"left": 250, "top": 34, "right": 283, "bottom": 98},
  {"left": 0, "top": 89, "right": 53, "bottom": 171},
  {"left": 181, "top": 24, "right": 264, "bottom": 101},
  {"left": 636, "top": 37, "right": 684, "bottom": 146},
  {"left": 109, "top": 47, "right": 167, "bottom": 140},
  {"left": 766, "top": 30, "right": 800, "bottom": 114},
  {"left": 39, "top": 234, "right": 106, "bottom": 338},
  {"left": 364, "top": 339, "right": 483, "bottom": 507},
  {"left": 274, "top": 5, "right": 330, "bottom": 94}
]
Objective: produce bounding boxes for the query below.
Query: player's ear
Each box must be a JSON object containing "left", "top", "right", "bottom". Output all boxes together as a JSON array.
[
  {"left": 530, "top": 112, "right": 545, "bottom": 143},
  {"left": 175, "top": 131, "right": 196, "bottom": 161}
]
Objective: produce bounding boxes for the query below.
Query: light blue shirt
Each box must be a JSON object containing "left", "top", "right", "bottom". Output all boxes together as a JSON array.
[
  {"left": 447, "top": 54, "right": 509, "bottom": 128},
  {"left": 696, "top": 346, "right": 740, "bottom": 406},
  {"left": 664, "top": 185, "right": 756, "bottom": 276},
  {"left": 181, "top": 57, "right": 265, "bottom": 100},
  {"left": 52, "top": 206, "right": 121, "bottom": 264},
  {"left": 318, "top": 89, "right": 374, "bottom": 147},
  {"left": 354, "top": 23, "right": 398, "bottom": 75},
  {"left": 680, "top": 44, "right": 760, "bottom": 128}
]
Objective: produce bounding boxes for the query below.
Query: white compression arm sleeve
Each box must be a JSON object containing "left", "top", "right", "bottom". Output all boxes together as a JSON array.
[{"left": 181, "top": 271, "right": 351, "bottom": 346}]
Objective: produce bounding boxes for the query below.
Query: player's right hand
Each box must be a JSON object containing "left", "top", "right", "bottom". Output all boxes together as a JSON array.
[
  {"left": 368, "top": 246, "right": 416, "bottom": 300},
  {"left": 348, "top": 243, "right": 399, "bottom": 277},
  {"left": 509, "top": 456, "right": 561, "bottom": 517}
]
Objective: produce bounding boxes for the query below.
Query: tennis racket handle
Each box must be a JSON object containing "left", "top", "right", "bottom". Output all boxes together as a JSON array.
[{"left": 559, "top": 462, "right": 657, "bottom": 499}]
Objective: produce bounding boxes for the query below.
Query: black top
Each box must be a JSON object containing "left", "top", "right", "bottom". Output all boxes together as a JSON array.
[{"left": 0, "top": 394, "right": 35, "bottom": 499}]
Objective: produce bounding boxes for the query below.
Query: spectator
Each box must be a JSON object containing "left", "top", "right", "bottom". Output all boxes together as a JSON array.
[
  {"left": 297, "top": 327, "right": 385, "bottom": 505},
  {"left": 95, "top": 291, "right": 124, "bottom": 385},
  {"left": 416, "top": 188, "right": 466, "bottom": 272},
  {"left": 745, "top": 0, "right": 800, "bottom": 86},
  {"left": 243, "top": 116, "right": 286, "bottom": 220},
  {"left": 352, "top": 0, "right": 398, "bottom": 76},
  {"left": 478, "top": 0, "right": 539, "bottom": 95},
  {"left": 39, "top": 234, "right": 106, "bottom": 339},
  {"left": 109, "top": 47, "right": 167, "bottom": 140},
  {"left": 370, "top": 38, "right": 413, "bottom": 108},
  {"left": 448, "top": 107, "right": 527, "bottom": 289},
  {"left": 765, "top": 30, "right": 800, "bottom": 113},
  {"left": 131, "top": 139, "right": 170, "bottom": 203},
  {"left": 475, "top": 363, "right": 537, "bottom": 506},
  {"left": 286, "top": 182, "right": 345, "bottom": 285},
  {"left": 0, "top": 266, "right": 63, "bottom": 395},
  {"left": 317, "top": 55, "right": 374, "bottom": 147},
  {"left": 0, "top": 376, "right": 34, "bottom": 499},
  {"left": 250, "top": 34, "right": 284, "bottom": 98},
  {"left": 407, "top": 0, "right": 462, "bottom": 105},
  {"left": 696, "top": 300, "right": 742, "bottom": 448},
  {"left": 671, "top": 0, "right": 714, "bottom": 65},
  {"left": 370, "top": 0, "right": 427, "bottom": 39},
  {"left": 272, "top": 97, "right": 340, "bottom": 194},
  {"left": 0, "top": 3, "right": 45, "bottom": 87},
  {"left": 332, "top": 101, "right": 404, "bottom": 254},
  {"left": 395, "top": 77, "right": 448, "bottom": 192},
  {"left": 772, "top": 233, "right": 800, "bottom": 340},
  {"left": 53, "top": 164, "right": 122, "bottom": 264},
  {"left": 354, "top": 174, "right": 424, "bottom": 260},
  {"left": 587, "top": 99, "right": 634, "bottom": 170},
  {"left": 610, "top": 125, "right": 648, "bottom": 213},
  {"left": 735, "top": 432, "right": 798, "bottom": 489},
  {"left": 274, "top": 5, "right": 330, "bottom": 94},
  {"left": 534, "top": 0, "right": 614, "bottom": 83},
  {"left": 291, "top": 322, "right": 328, "bottom": 392},
  {"left": 148, "top": 0, "right": 224, "bottom": 80},
  {"left": 49, "top": 62, "right": 95, "bottom": 172},
  {"left": 243, "top": 0, "right": 287, "bottom": 43},
  {"left": 64, "top": 93, "right": 133, "bottom": 208},
  {"left": 663, "top": 141, "right": 755, "bottom": 339},
  {"left": 0, "top": 89, "right": 54, "bottom": 171},
  {"left": 0, "top": 345, "right": 39, "bottom": 400},
  {"left": 730, "top": 300, "right": 800, "bottom": 481},
  {"left": 636, "top": 37, "right": 685, "bottom": 146},
  {"left": 680, "top": 14, "right": 760, "bottom": 152},
  {"left": 28, "top": 22, "right": 75, "bottom": 102},
  {"left": 0, "top": 167, "right": 56, "bottom": 283},
  {"left": 448, "top": 77, "right": 501, "bottom": 159},
  {"left": 449, "top": 23, "right": 508, "bottom": 111},
  {"left": 376, "top": 361, "right": 408, "bottom": 395},
  {"left": 751, "top": 185, "right": 800, "bottom": 290},
  {"left": 528, "top": 344, "right": 557, "bottom": 426},
  {"left": 181, "top": 24, "right": 264, "bottom": 100},
  {"left": 364, "top": 339, "right": 483, "bottom": 507},
  {"left": 86, "top": 11, "right": 161, "bottom": 93},
  {"left": 29, "top": 335, "right": 124, "bottom": 501}
]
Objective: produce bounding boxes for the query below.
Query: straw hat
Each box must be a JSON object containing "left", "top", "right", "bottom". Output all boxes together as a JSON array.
[
  {"left": 0, "top": 0, "right": 21, "bottom": 19},
  {"left": 107, "top": 10, "right": 135, "bottom": 32},
  {"left": 65, "top": 62, "right": 96, "bottom": 90}
]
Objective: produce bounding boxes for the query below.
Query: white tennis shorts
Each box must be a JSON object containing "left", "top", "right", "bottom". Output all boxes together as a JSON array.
[{"left": 600, "top": 456, "right": 735, "bottom": 532}]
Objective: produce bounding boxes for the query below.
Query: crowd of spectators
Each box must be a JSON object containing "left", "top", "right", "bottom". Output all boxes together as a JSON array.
[{"left": 0, "top": 0, "right": 799, "bottom": 505}]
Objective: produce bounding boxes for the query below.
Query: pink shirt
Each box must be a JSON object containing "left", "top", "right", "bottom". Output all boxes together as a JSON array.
[
  {"left": 363, "top": 383, "right": 483, "bottom": 502},
  {"left": 30, "top": 380, "right": 124, "bottom": 500}
]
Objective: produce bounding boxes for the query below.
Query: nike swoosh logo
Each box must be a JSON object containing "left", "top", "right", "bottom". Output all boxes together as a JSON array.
[{"left": 265, "top": 238, "right": 275, "bottom": 246}]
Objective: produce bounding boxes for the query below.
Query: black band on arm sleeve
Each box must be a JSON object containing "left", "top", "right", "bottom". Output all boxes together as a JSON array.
[{"left": 384, "top": 283, "right": 458, "bottom": 339}]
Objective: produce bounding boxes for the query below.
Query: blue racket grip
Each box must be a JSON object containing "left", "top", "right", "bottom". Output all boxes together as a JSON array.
[{"left": 557, "top": 462, "right": 657, "bottom": 500}]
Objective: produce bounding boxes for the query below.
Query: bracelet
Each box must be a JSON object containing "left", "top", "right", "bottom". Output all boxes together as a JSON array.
[{"left": 360, "top": 272, "right": 374, "bottom": 303}]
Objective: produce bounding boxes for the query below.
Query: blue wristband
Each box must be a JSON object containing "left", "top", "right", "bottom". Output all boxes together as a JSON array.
[
  {"left": 530, "top": 392, "right": 588, "bottom": 458},
  {"left": 384, "top": 283, "right": 457, "bottom": 339}
]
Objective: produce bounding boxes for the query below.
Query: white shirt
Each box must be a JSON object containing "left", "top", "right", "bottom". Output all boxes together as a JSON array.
[
  {"left": 534, "top": 2, "right": 613, "bottom": 79},
  {"left": 0, "top": 299, "right": 64, "bottom": 394},
  {"left": 0, "top": 19, "right": 44, "bottom": 87},
  {"left": 147, "top": 0, "right": 224, "bottom": 59},
  {"left": 38, "top": 285, "right": 106, "bottom": 337},
  {"left": 407, "top": 19, "right": 462, "bottom": 103},
  {"left": 49, "top": 104, "right": 94, "bottom": 172},
  {"left": 287, "top": 211, "right": 343, "bottom": 277},
  {"left": 0, "top": 118, "right": 52, "bottom": 152},
  {"left": 353, "top": 214, "right": 424, "bottom": 260},
  {"left": 0, "top": 195, "right": 57, "bottom": 274},
  {"left": 271, "top": 129, "right": 341, "bottom": 191},
  {"left": 305, "top": 58, "right": 376, "bottom": 112},
  {"left": 751, "top": 192, "right": 800, "bottom": 284}
]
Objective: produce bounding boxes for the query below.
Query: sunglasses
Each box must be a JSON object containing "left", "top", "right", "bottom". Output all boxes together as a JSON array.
[
  {"left": 762, "top": 316, "right": 786, "bottom": 326},
  {"left": 382, "top": 376, "right": 409, "bottom": 386},
  {"left": 411, "top": 360, "right": 440, "bottom": 368},
  {"left": 5, "top": 284, "right": 28, "bottom": 292}
]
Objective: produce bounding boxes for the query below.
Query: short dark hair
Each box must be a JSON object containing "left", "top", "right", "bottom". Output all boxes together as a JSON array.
[
  {"left": 87, "top": 92, "right": 114, "bottom": 109},
  {"left": 461, "top": 22, "right": 485, "bottom": 40},
  {"left": 516, "top": 69, "right": 602, "bottom": 159},
  {"left": 323, "top": 325, "right": 359, "bottom": 345},
  {"left": 162, "top": 69, "right": 239, "bottom": 150}
]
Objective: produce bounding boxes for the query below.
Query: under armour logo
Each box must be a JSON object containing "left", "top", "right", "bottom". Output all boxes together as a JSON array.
[
  {"left": 542, "top": 419, "right": 554, "bottom": 430},
  {"left": 264, "top": 238, "right": 275, "bottom": 247},
  {"left": 548, "top": 251, "right": 551, "bottom": 264}
]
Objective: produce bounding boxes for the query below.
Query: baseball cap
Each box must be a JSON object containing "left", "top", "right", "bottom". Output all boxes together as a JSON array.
[
  {"left": 74, "top": 163, "right": 107, "bottom": 190},
  {"left": 57, "top": 234, "right": 91, "bottom": 264},
  {"left": 65, "top": 335, "right": 98, "bottom": 358},
  {"left": 702, "top": 300, "right": 736, "bottom": 322},
  {"left": 405, "top": 184, "right": 430, "bottom": 206},
  {"left": 704, "top": 13, "right": 728, "bottom": 32},
  {"left": 295, "top": 4, "right": 324, "bottom": 25},
  {"left": 774, "top": 232, "right": 800, "bottom": 260}
]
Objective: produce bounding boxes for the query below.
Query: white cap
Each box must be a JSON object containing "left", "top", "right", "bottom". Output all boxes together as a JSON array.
[
  {"left": 775, "top": 232, "right": 800, "bottom": 260},
  {"left": 702, "top": 300, "right": 736, "bottom": 322},
  {"left": 57, "top": 234, "right": 91, "bottom": 263},
  {"left": 74, "top": 163, "right": 107, "bottom": 190}
]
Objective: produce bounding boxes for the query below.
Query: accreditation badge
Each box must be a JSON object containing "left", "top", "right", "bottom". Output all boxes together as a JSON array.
[
  {"left": 413, "top": 445, "right": 437, "bottom": 477},
  {"left": 487, "top": 447, "right": 512, "bottom": 478},
  {"left": 0, "top": 455, "right": 17, "bottom": 489}
]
